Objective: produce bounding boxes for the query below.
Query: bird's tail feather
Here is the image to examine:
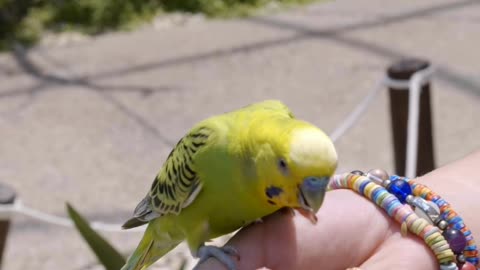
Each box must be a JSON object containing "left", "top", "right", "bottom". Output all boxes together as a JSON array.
[{"left": 121, "top": 223, "right": 181, "bottom": 270}]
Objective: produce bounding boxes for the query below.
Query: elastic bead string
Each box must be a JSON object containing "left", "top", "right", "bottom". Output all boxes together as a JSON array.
[
  {"left": 404, "top": 178, "right": 479, "bottom": 266},
  {"left": 329, "top": 173, "right": 456, "bottom": 265}
]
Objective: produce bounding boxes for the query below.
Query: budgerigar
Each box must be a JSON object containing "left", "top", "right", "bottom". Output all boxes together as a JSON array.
[{"left": 121, "top": 100, "right": 337, "bottom": 270}]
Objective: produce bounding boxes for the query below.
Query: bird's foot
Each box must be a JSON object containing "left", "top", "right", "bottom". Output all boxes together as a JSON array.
[{"left": 194, "top": 245, "right": 239, "bottom": 270}]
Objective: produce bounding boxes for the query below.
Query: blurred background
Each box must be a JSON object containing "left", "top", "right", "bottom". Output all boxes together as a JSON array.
[{"left": 0, "top": 0, "right": 479, "bottom": 269}]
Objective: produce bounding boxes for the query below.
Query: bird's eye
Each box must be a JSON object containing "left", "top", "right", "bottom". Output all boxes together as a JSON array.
[{"left": 277, "top": 158, "right": 288, "bottom": 175}]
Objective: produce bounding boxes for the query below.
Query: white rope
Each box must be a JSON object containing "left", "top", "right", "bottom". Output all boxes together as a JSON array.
[
  {"left": 0, "top": 66, "right": 434, "bottom": 232},
  {"left": 405, "top": 67, "right": 435, "bottom": 178},
  {"left": 383, "top": 66, "right": 435, "bottom": 178},
  {"left": 329, "top": 79, "right": 384, "bottom": 143},
  {"left": 330, "top": 66, "right": 435, "bottom": 179},
  {"left": 3, "top": 199, "right": 145, "bottom": 233}
]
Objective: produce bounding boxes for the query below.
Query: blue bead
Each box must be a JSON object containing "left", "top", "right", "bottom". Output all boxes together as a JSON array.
[
  {"left": 387, "top": 179, "right": 412, "bottom": 204},
  {"left": 387, "top": 200, "right": 401, "bottom": 216},
  {"left": 466, "top": 257, "right": 479, "bottom": 265},
  {"left": 359, "top": 180, "right": 369, "bottom": 194},
  {"left": 453, "top": 222, "right": 465, "bottom": 230},
  {"left": 436, "top": 199, "right": 447, "bottom": 207},
  {"left": 381, "top": 195, "right": 395, "bottom": 209},
  {"left": 390, "top": 175, "right": 401, "bottom": 181},
  {"left": 372, "top": 188, "right": 382, "bottom": 201},
  {"left": 465, "top": 245, "right": 477, "bottom": 251},
  {"left": 450, "top": 216, "right": 462, "bottom": 225}
]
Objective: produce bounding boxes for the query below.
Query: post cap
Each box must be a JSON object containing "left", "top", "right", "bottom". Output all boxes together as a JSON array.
[
  {"left": 0, "top": 183, "right": 16, "bottom": 204},
  {"left": 387, "top": 58, "right": 430, "bottom": 80}
]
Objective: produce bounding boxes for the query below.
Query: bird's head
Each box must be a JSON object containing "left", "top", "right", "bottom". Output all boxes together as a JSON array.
[{"left": 253, "top": 121, "right": 337, "bottom": 224}]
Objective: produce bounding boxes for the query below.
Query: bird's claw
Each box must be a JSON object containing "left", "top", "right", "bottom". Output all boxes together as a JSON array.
[
  {"left": 194, "top": 245, "right": 239, "bottom": 270},
  {"left": 221, "top": 245, "right": 240, "bottom": 261}
]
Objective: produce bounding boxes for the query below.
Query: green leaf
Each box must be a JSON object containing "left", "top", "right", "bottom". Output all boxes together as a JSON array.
[{"left": 66, "top": 203, "right": 126, "bottom": 270}]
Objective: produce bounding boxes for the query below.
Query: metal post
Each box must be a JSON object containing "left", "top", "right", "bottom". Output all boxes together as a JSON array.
[
  {"left": 387, "top": 58, "right": 435, "bottom": 176},
  {"left": 0, "top": 183, "right": 16, "bottom": 269}
]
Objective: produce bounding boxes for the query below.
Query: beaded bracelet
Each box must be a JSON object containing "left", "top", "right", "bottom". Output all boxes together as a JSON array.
[
  {"left": 396, "top": 175, "right": 479, "bottom": 266},
  {"left": 328, "top": 170, "right": 479, "bottom": 270}
]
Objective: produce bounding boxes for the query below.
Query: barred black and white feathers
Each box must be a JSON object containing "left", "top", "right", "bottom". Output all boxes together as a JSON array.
[{"left": 122, "top": 127, "right": 213, "bottom": 229}]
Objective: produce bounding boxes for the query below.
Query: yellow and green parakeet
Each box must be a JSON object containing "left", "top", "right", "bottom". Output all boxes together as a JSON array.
[{"left": 121, "top": 100, "right": 337, "bottom": 270}]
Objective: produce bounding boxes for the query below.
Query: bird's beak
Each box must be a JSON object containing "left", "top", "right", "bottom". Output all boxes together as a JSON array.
[{"left": 297, "top": 176, "right": 330, "bottom": 224}]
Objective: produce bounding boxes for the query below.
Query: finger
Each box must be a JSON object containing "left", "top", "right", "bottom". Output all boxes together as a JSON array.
[
  {"left": 196, "top": 189, "right": 397, "bottom": 270},
  {"left": 288, "top": 190, "right": 392, "bottom": 269},
  {"left": 194, "top": 210, "right": 296, "bottom": 270}
]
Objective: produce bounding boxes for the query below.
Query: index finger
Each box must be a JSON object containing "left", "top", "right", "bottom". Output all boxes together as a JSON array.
[{"left": 194, "top": 190, "right": 387, "bottom": 270}]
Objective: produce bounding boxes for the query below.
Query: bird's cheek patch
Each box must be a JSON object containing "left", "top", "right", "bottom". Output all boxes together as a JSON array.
[{"left": 265, "top": 186, "right": 283, "bottom": 199}]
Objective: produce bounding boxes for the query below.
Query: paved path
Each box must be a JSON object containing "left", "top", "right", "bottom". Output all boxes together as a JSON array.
[{"left": 0, "top": 0, "right": 479, "bottom": 269}]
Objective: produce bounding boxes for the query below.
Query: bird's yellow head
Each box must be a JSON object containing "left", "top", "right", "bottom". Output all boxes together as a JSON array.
[{"left": 251, "top": 121, "right": 337, "bottom": 224}]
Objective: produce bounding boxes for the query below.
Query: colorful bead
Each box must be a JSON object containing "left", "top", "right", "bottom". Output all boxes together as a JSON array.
[
  {"left": 453, "top": 222, "right": 466, "bottom": 230},
  {"left": 457, "top": 254, "right": 466, "bottom": 263},
  {"left": 467, "top": 257, "right": 479, "bottom": 265},
  {"left": 366, "top": 168, "right": 389, "bottom": 185},
  {"left": 329, "top": 173, "right": 455, "bottom": 265},
  {"left": 387, "top": 179, "right": 413, "bottom": 203},
  {"left": 437, "top": 220, "right": 449, "bottom": 230},
  {"left": 382, "top": 179, "right": 391, "bottom": 188},
  {"left": 410, "top": 196, "right": 441, "bottom": 224},
  {"left": 440, "top": 262, "right": 458, "bottom": 270},
  {"left": 444, "top": 229, "right": 468, "bottom": 254},
  {"left": 389, "top": 175, "right": 402, "bottom": 181},
  {"left": 406, "top": 178, "right": 478, "bottom": 265},
  {"left": 330, "top": 172, "right": 480, "bottom": 268},
  {"left": 460, "top": 262, "right": 476, "bottom": 270}
]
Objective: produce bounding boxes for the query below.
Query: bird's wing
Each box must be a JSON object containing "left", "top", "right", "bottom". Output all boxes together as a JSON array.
[
  {"left": 123, "top": 100, "right": 292, "bottom": 229},
  {"left": 122, "top": 126, "right": 213, "bottom": 229}
]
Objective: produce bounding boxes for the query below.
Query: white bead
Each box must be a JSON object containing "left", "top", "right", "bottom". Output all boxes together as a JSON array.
[
  {"left": 438, "top": 219, "right": 448, "bottom": 230},
  {"left": 411, "top": 196, "right": 440, "bottom": 224},
  {"left": 366, "top": 169, "right": 389, "bottom": 185},
  {"left": 439, "top": 262, "right": 458, "bottom": 270},
  {"left": 406, "top": 195, "right": 414, "bottom": 204},
  {"left": 382, "top": 179, "right": 391, "bottom": 187},
  {"left": 366, "top": 173, "right": 383, "bottom": 185}
]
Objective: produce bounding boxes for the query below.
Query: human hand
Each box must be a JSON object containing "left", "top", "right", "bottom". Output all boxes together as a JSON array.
[{"left": 195, "top": 189, "right": 438, "bottom": 270}]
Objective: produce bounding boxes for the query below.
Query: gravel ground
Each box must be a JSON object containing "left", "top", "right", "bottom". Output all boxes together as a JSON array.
[{"left": 0, "top": 0, "right": 479, "bottom": 269}]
